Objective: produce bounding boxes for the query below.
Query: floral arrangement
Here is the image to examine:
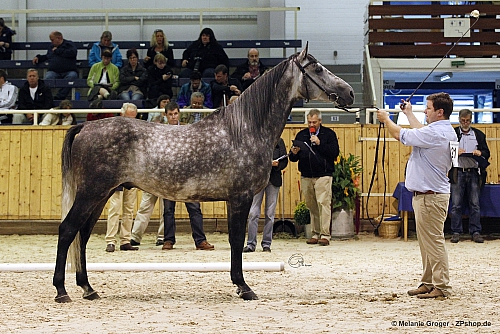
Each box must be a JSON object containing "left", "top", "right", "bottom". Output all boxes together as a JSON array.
[
  {"left": 332, "top": 153, "right": 362, "bottom": 210},
  {"left": 293, "top": 201, "right": 310, "bottom": 225}
]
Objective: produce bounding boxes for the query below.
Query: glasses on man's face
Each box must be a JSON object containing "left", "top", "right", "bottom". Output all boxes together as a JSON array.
[
  {"left": 129, "top": 56, "right": 138, "bottom": 60},
  {"left": 460, "top": 118, "right": 472, "bottom": 124}
]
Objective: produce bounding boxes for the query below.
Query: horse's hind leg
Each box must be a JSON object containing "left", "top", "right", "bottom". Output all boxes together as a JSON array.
[
  {"left": 54, "top": 207, "right": 93, "bottom": 303},
  {"left": 76, "top": 201, "right": 108, "bottom": 301},
  {"left": 227, "top": 197, "right": 258, "bottom": 300}
]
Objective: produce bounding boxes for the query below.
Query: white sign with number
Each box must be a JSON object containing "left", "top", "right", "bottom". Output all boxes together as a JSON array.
[{"left": 450, "top": 141, "right": 459, "bottom": 167}]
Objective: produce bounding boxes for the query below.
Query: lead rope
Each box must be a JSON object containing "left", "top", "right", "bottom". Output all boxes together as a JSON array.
[{"left": 365, "top": 108, "right": 387, "bottom": 235}]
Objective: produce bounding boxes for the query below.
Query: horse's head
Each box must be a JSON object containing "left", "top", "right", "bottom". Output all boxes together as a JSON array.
[{"left": 293, "top": 43, "right": 354, "bottom": 107}]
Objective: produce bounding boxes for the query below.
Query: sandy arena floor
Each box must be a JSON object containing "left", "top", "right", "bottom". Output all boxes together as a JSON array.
[{"left": 0, "top": 232, "right": 498, "bottom": 333}]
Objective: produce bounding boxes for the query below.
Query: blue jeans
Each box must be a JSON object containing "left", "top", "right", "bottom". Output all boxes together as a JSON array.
[
  {"left": 119, "top": 91, "right": 144, "bottom": 100},
  {"left": 45, "top": 70, "right": 78, "bottom": 100},
  {"left": 246, "top": 182, "right": 280, "bottom": 250},
  {"left": 450, "top": 169, "right": 481, "bottom": 235},
  {"left": 162, "top": 200, "right": 206, "bottom": 246}
]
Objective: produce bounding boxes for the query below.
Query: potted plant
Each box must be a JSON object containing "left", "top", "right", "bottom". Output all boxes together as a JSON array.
[
  {"left": 293, "top": 201, "right": 311, "bottom": 238},
  {"left": 331, "top": 153, "right": 362, "bottom": 238}
]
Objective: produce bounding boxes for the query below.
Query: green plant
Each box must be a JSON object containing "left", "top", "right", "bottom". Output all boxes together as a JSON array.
[
  {"left": 332, "top": 153, "right": 362, "bottom": 210},
  {"left": 293, "top": 201, "right": 310, "bottom": 225}
]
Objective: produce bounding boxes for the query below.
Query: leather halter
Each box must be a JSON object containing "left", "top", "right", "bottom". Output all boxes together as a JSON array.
[{"left": 293, "top": 56, "right": 339, "bottom": 104}]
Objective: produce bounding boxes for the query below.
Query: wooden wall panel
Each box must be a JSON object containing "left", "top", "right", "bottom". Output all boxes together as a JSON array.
[{"left": 0, "top": 131, "right": 10, "bottom": 217}]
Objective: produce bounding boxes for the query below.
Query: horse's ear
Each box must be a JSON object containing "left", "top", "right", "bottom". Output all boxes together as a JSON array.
[{"left": 298, "top": 42, "right": 309, "bottom": 60}]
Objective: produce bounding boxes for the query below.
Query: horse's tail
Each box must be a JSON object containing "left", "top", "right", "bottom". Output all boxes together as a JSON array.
[{"left": 61, "top": 123, "right": 85, "bottom": 272}]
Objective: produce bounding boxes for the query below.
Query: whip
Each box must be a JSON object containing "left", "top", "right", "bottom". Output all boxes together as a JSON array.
[{"left": 404, "top": 9, "right": 481, "bottom": 105}]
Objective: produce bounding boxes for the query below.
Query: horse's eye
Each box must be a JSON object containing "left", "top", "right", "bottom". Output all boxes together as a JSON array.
[{"left": 315, "top": 66, "right": 323, "bottom": 73}]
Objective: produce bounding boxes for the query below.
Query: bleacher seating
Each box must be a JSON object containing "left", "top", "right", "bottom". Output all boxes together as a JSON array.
[{"left": 3, "top": 39, "right": 302, "bottom": 112}]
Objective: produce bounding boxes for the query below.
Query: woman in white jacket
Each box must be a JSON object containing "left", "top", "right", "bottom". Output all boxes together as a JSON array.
[
  {"left": 40, "top": 100, "right": 77, "bottom": 125},
  {"left": 0, "top": 69, "right": 18, "bottom": 123}
]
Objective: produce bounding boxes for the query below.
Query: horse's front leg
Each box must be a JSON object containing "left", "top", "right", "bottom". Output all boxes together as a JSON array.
[{"left": 227, "top": 197, "right": 258, "bottom": 300}]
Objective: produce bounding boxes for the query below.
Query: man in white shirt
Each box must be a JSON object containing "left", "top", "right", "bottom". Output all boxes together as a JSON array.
[{"left": 377, "top": 93, "right": 457, "bottom": 299}]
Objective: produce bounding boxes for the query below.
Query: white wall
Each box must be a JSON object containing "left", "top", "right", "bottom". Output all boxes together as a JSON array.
[
  {"left": 0, "top": 0, "right": 369, "bottom": 65},
  {"left": 284, "top": 0, "right": 367, "bottom": 65}
]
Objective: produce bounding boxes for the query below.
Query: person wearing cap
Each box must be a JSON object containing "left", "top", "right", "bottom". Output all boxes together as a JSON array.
[
  {"left": 87, "top": 49, "right": 120, "bottom": 101},
  {"left": 176, "top": 71, "right": 212, "bottom": 109},
  {"left": 88, "top": 30, "right": 123, "bottom": 68}
]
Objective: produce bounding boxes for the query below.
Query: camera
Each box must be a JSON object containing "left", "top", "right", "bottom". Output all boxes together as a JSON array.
[{"left": 193, "top": 56, "right": 202, "bottom": 72}]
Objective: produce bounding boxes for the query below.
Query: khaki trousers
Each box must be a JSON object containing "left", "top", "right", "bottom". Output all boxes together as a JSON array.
[
  {"left": 105, "top": 188, "right": 137, "bottom": 246},
  {"left": 413, "top": 193, "right": 452, "bottom": 296},
  {"left": 301, "top": 176, "right": 332, "bottom": 239},
  {"left": 131, "top": 192, "right": 164, "bottom": 242}
]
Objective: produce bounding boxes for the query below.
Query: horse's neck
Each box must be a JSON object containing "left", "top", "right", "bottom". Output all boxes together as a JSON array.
[{"left": 263, "top": 70, "right": 300, "bottom": 140}]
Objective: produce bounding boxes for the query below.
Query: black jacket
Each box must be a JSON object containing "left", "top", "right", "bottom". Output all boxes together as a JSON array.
[
  {"left": 270, "top": 138, "right": 288, "bottom": 187},
  {"left": 210, "top": 78, "right": 242, "bottom": 107},
  {"left": 119, "top": 63, "right": 148, "bottom": 93},
  {"left": 147, "top": 64, "right": 173, "bottom": 99},
  {"left": 18, "top": 79, "right": 53, "bottom": 110},
  {"left": 144, "top": 47, "right": 175, "bottom": 69},
  {"left": 182, "top": 41, "right": 229, "bottom": 73},
  {"left": 289, "top": 126, "right": 339, "bottom": 178},
  {"left": 231, "top": 60, "right": 268, "bottom": 91},
  {"left": 36, "top": 39, "right": 78, "bottom": 73}
]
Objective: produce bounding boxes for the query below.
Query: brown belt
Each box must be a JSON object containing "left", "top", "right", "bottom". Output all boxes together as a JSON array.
[
  {"left": 459, "top": 168, "right": 478, "bottom": 173},
  {"left": 413, "top": 190, "right": 443, "bottom": 196}
]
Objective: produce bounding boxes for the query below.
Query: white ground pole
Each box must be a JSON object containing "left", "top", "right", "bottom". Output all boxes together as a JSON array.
[{"left": 0, "top": 262, "right": 285, "bottom": 272}]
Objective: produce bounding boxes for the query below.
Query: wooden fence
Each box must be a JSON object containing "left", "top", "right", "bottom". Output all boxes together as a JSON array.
[{"left": 1, "top": 123, "right": 499, "bottom": 223}]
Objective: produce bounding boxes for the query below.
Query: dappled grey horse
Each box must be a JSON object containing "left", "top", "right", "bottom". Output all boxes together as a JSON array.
[{"left": 53, "top": 45, "right": 354, "bottom": 303}]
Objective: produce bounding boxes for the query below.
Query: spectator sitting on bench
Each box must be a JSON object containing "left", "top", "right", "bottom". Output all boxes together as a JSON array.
[
  {"left": 147, "top": 94, "right": 170, "bottom": 123},
  {"left": 210, "top": 64, "right": 241, "bottom": 107},
  {"left": 177, "top": 70, "right": 212, "bottom": 109},
  {"left": 40, "top": 99, "right": 76, "bottom": 125},
  {"left": 88, "top": 30, "right": 123, "bottom": 68},
  {"left": 118, "top": 48, "right": 147, "bottom": 101},
  {"left": 144, "top": 29, "right": 175, "bottom": 70},
  {"left": 87, "top": 50, "right": 120, "bottom": 101},
  {"left": 231, "top": 48, "right": 269, "bottom": 92},
  {"left": 13, "top": 68, "right": 53, "bottom": 124},
  {"left": 147, "top": 53, "right": 173, "bottom": 100},
  {"left": 0, "top": 69, "right": 18, "bottom": 124},
  {"left": 86, "top": 99, "right": 115, "bottom": 121},
  {"left": 0, "top": 18, "right": 16, "bottom": 60},
  {"left": 180, "top": 91, "right": 209, "bottom": 124},
  {"left": 32, "top": 31, "right": 78, "bottom": 100},
  {"left": 180, "top": 27, "right": 229, "bottom": 79}
]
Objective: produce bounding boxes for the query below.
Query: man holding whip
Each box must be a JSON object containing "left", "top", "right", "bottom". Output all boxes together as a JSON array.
[{"left": 377, "top": 93, "right": 457, "bottom": 299}]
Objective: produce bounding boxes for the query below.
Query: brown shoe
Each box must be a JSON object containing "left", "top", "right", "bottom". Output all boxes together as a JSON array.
[
  {"left": 105, "top": 244, "right": 115, "bottom": 252},
  {"left": 162, "top": 241, "right": 174, "bottom": 250},
  {"left": 196, "top": 240, "right": 214, "bottom": 250},
  {"left": 318, "top": 238, "right": 330, "bottom": 246},
  {"left": 119, "top": 243, "right": 138, "bottom": 251},
  {"left": 306, "top": 238, "right": 318, "bottom": 244},
  {"left": 408, "top": 285, "right": 430, "bottom": 296},
  {"left": 417, "top": 287, "right": 445, "bottom": 299}
]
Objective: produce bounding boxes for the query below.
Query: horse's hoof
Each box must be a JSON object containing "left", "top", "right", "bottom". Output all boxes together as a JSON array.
[
  {"left": 54, "top": 294, "right": 72, "bottom": 303},
  {"left": 83, "top": 291, "right": 100, "bottom": 300},
  {"left": 236, "top": 288, "right": 258, "bottom": 300}
]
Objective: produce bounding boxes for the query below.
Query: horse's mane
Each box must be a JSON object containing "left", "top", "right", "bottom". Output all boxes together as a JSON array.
[{"left": 211, "top": 57, "right": 292, "bottom": 144}]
